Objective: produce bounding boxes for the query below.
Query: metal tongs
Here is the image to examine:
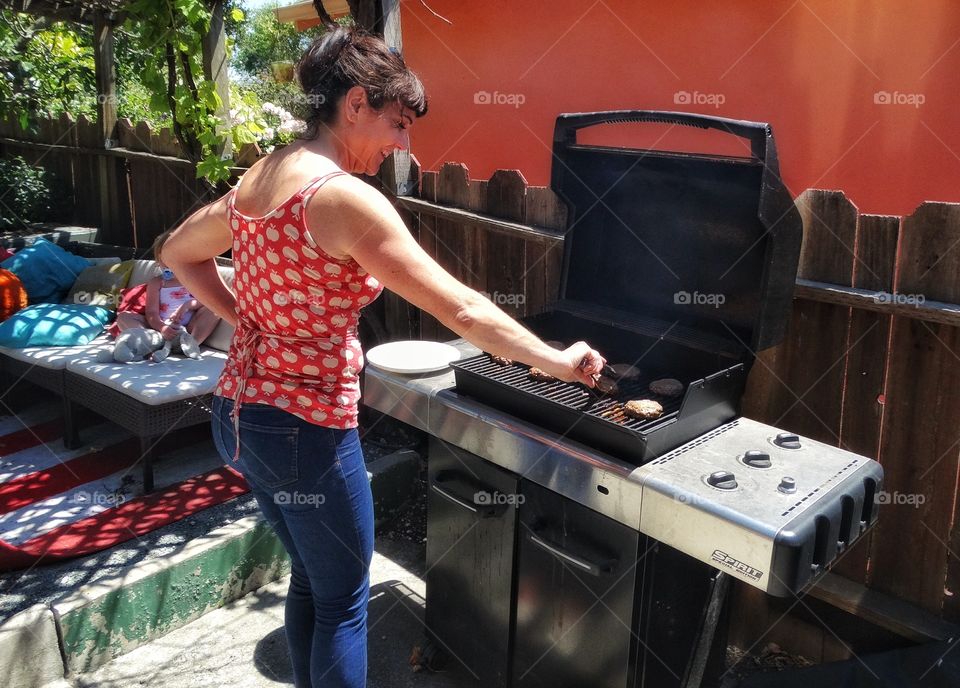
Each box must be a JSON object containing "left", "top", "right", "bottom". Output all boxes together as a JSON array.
[{"left": 579, "top": 357, "right": 618, "bottom": 397}]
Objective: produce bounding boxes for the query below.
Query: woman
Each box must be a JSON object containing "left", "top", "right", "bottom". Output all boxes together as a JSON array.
[{"left": 162, "top": 26, "right": 605, "bottom": 688}]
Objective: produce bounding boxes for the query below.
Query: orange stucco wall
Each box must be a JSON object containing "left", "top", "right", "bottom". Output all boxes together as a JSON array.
[{"left": 389, "top": 1, "right": 960, "bottom": 216}]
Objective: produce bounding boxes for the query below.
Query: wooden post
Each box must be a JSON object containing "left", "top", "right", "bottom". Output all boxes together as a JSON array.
[
  {"left": 93, "top": 11, "right": 118, "bottom": 240},
  {"left": 378, "top": 0, "right": 414, "bottom": 196},
  {"left": 348, "top": 0, "right": 381, "bottom": 32},
  {"left": 202, "top": 0, "right": 232, "bottom": 161}
]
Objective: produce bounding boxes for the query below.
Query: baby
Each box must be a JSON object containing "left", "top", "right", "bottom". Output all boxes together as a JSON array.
[{"left": 115, "top": 230, "right": 219, "bottom": 344}]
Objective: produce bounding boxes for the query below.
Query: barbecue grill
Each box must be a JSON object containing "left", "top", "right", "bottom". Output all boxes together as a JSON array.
[
  {"left": 363, "top": 111, "right": 884, "bottom": 688},
  {"left": 452, "top": 110, "right": 802, "bottom": 465}
]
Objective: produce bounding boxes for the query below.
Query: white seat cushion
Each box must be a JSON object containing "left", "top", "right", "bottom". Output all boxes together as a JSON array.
[
  {"left": 0, "top": 335, "right": 114, "bottom": 371},
  {"left": 65, "top": 348, "right": 227, "bottom": 405},
  {"left": 127, "top": 260, "right": 160, "bottom": 287}
]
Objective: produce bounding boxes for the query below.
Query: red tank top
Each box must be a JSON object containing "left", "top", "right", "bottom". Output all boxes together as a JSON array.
[{"left": 216, "top": 171, "right": 383, "bottom": 433}]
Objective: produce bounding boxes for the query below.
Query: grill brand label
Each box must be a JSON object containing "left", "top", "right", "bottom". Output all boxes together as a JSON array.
[{"left": 711, "top": 550, "right": 764, "bottom": 581}]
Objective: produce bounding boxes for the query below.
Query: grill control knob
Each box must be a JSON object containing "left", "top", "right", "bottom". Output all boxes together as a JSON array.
[
  {"left": 707, "top": 470, "right": 738, "bottom": 490},
  {"left": 742, "top": 450, "right": 772, "bottom": 469},
  {"left": 778, "top": 476, "right": 797, "bottom": 494},
  {"left": 774, "top": 432, "right": 802, "bottom": 450}
]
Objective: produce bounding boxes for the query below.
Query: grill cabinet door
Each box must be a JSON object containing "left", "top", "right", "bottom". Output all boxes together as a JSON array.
[
  {"left": 512, "top": 480, "right": 640, "bottom": 688},
  {"left": 426, "top": 438, "right": 520, "bottom": 687}
]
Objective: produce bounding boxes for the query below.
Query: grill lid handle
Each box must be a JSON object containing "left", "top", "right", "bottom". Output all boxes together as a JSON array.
[{"left": 553, "top": 110, "right": 771, "bottom": 161}]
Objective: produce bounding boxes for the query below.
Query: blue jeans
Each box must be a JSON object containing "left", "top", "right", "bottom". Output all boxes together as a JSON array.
[{"left": 211, "top": 396, "right": 373, "bottom": 688}]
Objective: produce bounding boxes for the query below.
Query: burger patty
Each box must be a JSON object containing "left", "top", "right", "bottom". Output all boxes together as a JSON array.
[
  {"left": 610, "top": 363, "right": 642, "bottom": 380},
  {"left": 623, "top": 399, "right": 664, "bottom": 420},
  {"left": 649, "top": 378, "right": 684, "bottom": 397},
  {"left": 528, "top": 367, "right": 556, "bottom": 382},
  {"left": 593, "top": 375, "right": 620, "bottom": 396}
]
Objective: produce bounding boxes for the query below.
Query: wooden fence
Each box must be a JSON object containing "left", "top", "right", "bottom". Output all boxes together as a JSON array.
[
  {"left": 382, "top": 161, "right": 567, "bottom": 341},
  {"left": 732, "top": 193, "right": 960, "bottom": 661},
  {"left": 396, "top": 166, "right": 960, "bottom": 662},
  {"left": 0, "top": 113, "right": 237, "bottom": 249},
  {"left": 4, "top": 117, "right": 960, "bottom": 663}
]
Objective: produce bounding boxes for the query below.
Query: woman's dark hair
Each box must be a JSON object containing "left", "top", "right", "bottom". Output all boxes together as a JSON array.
[{"left": 297, "top": 26, "right": 428, "bottom": 138}]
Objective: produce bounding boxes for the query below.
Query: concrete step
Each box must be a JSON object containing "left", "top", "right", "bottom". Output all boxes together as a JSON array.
[
  {"left": 0, "top": 448, "right": 420, "bottom": 688},
  {"left": 64, "top": 539, "right": 471, "bottom": 688}
]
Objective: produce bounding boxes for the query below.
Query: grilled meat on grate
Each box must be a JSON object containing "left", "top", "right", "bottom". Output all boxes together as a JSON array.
[{"left": 623, "top": 399, "right": 664, "bottom": 420}]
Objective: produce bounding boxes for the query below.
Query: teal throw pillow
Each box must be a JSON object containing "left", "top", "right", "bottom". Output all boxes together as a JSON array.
[
  {"left": 0, "top": 239, "right": 91, "bottom": 304},
  {"left": 0, "top": 304, "right": 112, "bottom": 347}
]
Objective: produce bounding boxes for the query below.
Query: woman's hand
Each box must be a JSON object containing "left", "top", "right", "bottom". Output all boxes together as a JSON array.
[{"left": 539, "top": 341, "right": 606, "bottom": 386}]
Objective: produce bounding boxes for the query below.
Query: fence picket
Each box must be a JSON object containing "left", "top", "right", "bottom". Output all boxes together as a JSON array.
[
  {"left": 833, "top": 214, "right": 899, "bottom": 583},
  {"left": 872, "top": 203, "right": 960, "bottom": 614},
  {"left": 485, "top": 170, "right": 527, "bottom": 320}
]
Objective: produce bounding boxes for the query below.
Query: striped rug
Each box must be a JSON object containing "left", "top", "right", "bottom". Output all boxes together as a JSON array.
[{"left": 0, "top": 403, "right": 248, "bottom": 572}]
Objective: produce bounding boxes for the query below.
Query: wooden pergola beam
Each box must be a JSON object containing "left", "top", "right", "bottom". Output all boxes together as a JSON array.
[{"left": 1, "top": 0, "right": 125, "bottom": 24}]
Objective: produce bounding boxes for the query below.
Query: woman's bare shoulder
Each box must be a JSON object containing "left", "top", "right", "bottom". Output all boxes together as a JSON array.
[{"left": 237, "top": 149, "right": 341, "bottom": 209}]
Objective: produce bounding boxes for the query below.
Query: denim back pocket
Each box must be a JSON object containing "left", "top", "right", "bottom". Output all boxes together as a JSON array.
[{"left": 236, "top": 420, "right": 300, "bottom": 489}]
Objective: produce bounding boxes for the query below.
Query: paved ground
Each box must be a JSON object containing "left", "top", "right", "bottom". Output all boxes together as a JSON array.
[{"left": 53, "top": 538, "right": 471, "bottom": 688}]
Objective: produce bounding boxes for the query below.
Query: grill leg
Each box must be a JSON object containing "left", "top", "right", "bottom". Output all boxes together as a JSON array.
[
  {"left": 681, "top": 571, "right": 731, "bottom": 688},
  {"left": 140, "top": 436, "right": 155, "bottom": 494},
  {"left": 62, "top": 397, "right": 80, "bottom": 450}
]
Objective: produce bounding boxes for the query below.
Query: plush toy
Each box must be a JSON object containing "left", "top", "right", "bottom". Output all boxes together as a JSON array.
[{"left": 97, "top": 326, "right": 201, "bottom": 363}]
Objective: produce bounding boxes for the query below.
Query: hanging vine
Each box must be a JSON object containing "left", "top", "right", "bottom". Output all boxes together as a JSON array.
[{"left": 123, "top": 0, "right": 242, "bottom": 189}]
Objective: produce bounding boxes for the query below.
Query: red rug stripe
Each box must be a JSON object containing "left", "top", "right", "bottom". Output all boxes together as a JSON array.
[
  {"left": 0, "top": 418, "right": 65, "bottom": 456},
  {"left": 0, "top": 466, "right": 249, "bottom": 571},
  {"left": 0, "top": 437, "right": 141, "bottom": 514}
]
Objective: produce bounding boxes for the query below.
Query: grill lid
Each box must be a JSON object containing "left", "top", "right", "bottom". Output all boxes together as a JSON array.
[{"left": 551, "top": 110, "right": 802, "bottom": 354}]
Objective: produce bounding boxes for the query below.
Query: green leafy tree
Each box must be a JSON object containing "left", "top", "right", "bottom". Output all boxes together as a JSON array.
[
  {"left": 0, "top": 12, "right": 96, "bottom": 126},
  {"left": 0, "top": 156, "right": 65, "bottom": 230},
  {"left": 0, "top": 2, "right": 334, "bottom": 188},
  {"left": 232, "top": 4, "right": 323, "bottom": 79}
]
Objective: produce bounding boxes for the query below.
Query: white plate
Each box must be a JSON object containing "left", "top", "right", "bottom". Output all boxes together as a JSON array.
[{"left": 365, "top": 341, "right": 461, "bottom": 374}]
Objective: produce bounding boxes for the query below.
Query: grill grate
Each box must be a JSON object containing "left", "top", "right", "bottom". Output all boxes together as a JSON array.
[{"left": 456, "top": 354, "right": 684, "bottom": 435}]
